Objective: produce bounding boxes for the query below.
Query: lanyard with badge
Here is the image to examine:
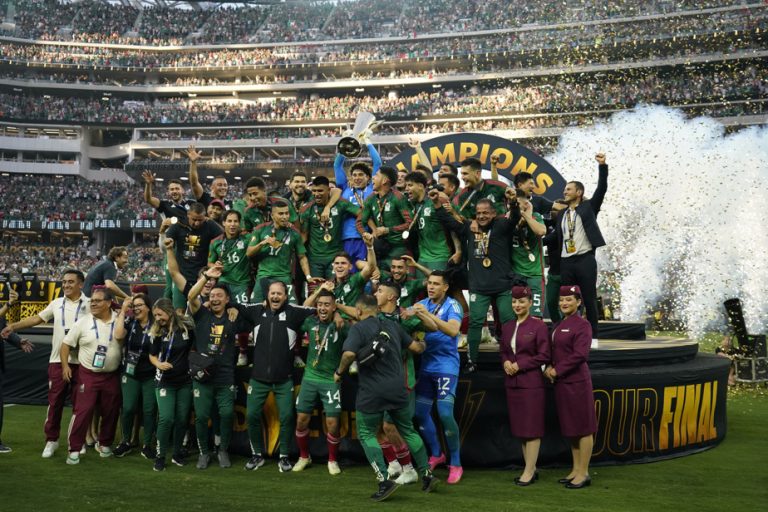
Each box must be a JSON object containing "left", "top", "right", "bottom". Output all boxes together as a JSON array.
[
  {"left": 565, "top": 208, "right": 577, "bottom": 253},
  {"left": 155, "top": 331, "right": 176, "bottom": 383},
  {"left": 375, "top": 193, "right": 390, "bottom": 226},
  {"left": 125, "top": 320, "right": 148, "bottom": 376},
  {"left": 402, "top": 203, "right": 424, "bottom": 240},
  {"left": 62, "top": 299, "right": 82, "bottom": 336},
  {"left": 474, "top": 228, "right": 493, "bottom": 268},
  {"left": 92, "top": 318, "right": 115, "bottom": 370}
]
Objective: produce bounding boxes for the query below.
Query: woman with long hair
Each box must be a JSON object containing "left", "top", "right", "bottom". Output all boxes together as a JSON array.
[
  {"left": 500, "top": 285, "right": 550, "bottom": 486},
  {"left": 148, "top": 298, "right": 195, "bottom": 472},
  {"left": 544, "top": 285, "right": 597, "bottom": 489},
  {"left": 113, "top": 293, "right": 157, "bottom": 459}
]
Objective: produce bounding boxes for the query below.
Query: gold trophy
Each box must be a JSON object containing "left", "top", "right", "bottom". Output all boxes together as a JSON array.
[{"left": 337, "top": 112, "right": 379, "bottom": 158}]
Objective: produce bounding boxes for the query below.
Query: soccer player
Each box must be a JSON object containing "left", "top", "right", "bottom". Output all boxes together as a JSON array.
[
  {"left": 247, "top": 199, "right": 315, "bottom": 303},
  {"left": 509, "top": 193, "right": 547, "bottom": 316},
  {"left": 187, "top": 145, "right": 233, "bottom": 210},
  {"left": 209, "top": 210, "right": 251, "bottom": 305},
  {"left": 165, "top": 202, "right": 223, "bottom": 312},
  {"left": 404, "top": 172, "right": 454, "bottom": 271},
  {"left": 436, "top": 196, "right": 519, "bottom": 372},
  {"left": 2, "top": 269, "right": 88, "bottom": 459},
  {"left": 453, "top": 157, "right": 509, "bottom": 219},
  {"left": 380, "top": 256, "right": 426, "bottom": 309},
  {"left": 292, "top": 286, "right": 348, "bottom": 475},
  {"left": 411, "top": 271, "right": 464, "bottom": 484},
  {"left": 243, "top": 177, "right": 298, "bottom": 232},
  {"left": 283, "top": 171, "right": 313, "bottom": 213},
  {"left": 334, "top": 137, "right": 381, "bottom": 265},
  {"left": 438, "top": 173, "right": 460, "bottom": 201},
  {"left": 335, "top": 295, "right": 438, "bottom": 501},
  {"left": 357, "top": 166, "right": 412, "bottom": 270},
  {"left": 142, "top": 170, "right": 196, "bottom": 221},
  {"left": 299, "top": 176, "right": 358, "bottom": 280}
]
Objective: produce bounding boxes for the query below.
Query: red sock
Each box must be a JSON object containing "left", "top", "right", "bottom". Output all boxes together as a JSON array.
[
  {"left": 380, "top": 442, "right": 396, "bottom": 464},
  {"left": 327, "top": 433, "right": 340, "bottom": 462},
  {"left": 395, "top": 443, "right": 412, "bottom": 466},
  {"left": 295, "top": 428, "right": 310, "bottom": 458}
]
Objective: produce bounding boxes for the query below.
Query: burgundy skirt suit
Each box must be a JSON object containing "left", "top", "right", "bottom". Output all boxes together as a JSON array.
[
  {"left": 550, "top": 313, "right": 597, "bottom": 437},
  {"left": 500, "top": 316, "right": 551, "bottom": 438}
]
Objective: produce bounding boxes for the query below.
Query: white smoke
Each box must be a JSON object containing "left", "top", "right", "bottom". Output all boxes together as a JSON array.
[{"left": 545, "top": 105, "right": 768, "bottom": 339}]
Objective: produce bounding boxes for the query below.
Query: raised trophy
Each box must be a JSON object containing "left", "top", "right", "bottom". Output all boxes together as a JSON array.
[{"left": 337, "top": 112, "right": 378, "bottom": 158}]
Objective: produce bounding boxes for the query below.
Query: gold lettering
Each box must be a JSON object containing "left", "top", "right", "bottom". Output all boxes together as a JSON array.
[
  {"left": 479, "top": 143, "right": 491, "bottom": 163},
  {"left": 680, "top": 384, "right": 700, "bottom": 446},
  {"left": 429, "top": 144, "right": 456, "bottom": 166},
  {"left": 533, "top": 173, "right": 554, "bottom": 195},
  {"left": 395, "top": 162, "right": 409, "bottom": 172},
  {"left": 491, "top": 148, "right": 514, "bottom": 169},
  {"left": 510, "top": 156, "right": 538, "bottom": 176},
  {"left": 672, "top": 385, "right": 685, "bottom": 448},
  {"left": 659, "top": 386, "right": 677, "bottom": 450},
  {"left": 709, "top": 381, "right": 718, "bottom": 439},
  {"left": 458, "top": 143, "right": 479, "bottom": 162},
  {"left": 697, "top": 382, "right": 713, "bottom": 442}
]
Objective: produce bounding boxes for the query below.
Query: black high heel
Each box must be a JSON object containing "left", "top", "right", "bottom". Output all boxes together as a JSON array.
[
  {"left": 558, "top": 476, "right": 574, "bottom": 484},
  {"left": 565, "top": 476, "right": 591, "bottom": 489},
  {"left": 514, "top": 471, "right": 539, "bottom": 486}
]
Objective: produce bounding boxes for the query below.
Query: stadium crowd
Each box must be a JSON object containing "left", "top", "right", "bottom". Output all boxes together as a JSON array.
[{"left": 1, "top": 64, "right": 764, "bottom": 125}]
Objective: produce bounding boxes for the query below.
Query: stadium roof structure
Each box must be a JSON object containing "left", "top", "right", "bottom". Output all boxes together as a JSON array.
[{"left": 104, "top": 0, "right": 318, "bottom": 9}]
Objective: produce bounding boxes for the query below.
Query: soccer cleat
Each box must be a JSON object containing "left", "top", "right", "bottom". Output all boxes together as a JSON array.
[
  {"left": 428, "top": 453, "right": 446, "bottom": 471},
  {"left": 462, "top": 361, "right": 477, "bottom": 374},
  {"left": 292, "top": 456, "right": 311, "bottom": 472},
  {"left": 218, "top": 450, "right": 231, "bottom": 468},
  {"left": 237, "top": 353, "right": 248, "bottom": 367},
  {"left": 171, "top": 453, "right": 187, "bottom": 467},
  {"left": 79, "top": 445, "right": 87, "bottom": 455},
  {"left": 244, "top": 454, "right": 265, "bottom": 471},
  {"left": 394, "top": 466, "right": 419, "bottom": 485},
  {"left": 278, "top": 456, "right": 293, "bottom": 473},
  {"left": 153, "top": 457, "right": 166, "bottom": 472},
  {"left": 327, "top": 461, "right": 341, "bottom": 475},
  {"left": 196, "top": 453, "right": 211, "bottom": 470},
  {"left": 42, "top": 441, "right": 59, "bottom": 458},
  {"left": 447, "top": 465, "right": 463, "bottom": 484},
  {"left": 66, "top": 451, "right": 80, "bottom": 465},
  {"left": 370, "top": 480, "right": 399, "bottom": 502},
  {"left": 421, "top": 471, "right": 440, "bottom": 493},
  {"left": 141, "top": 445, "right": 157, "bottom": 460},
  {"left": 0, "top": 443, "right": 12, "bottom": 454},
  {"left": 98, "top": 445, "right": 113, "bottom": 458},
  {"left": 113, "top": 442, "right": 132, "bottom": 458},
  {"left": 387, "top": 460, "right": 403, "bottom": 479},
  {"left": 457, "top": 335, "right": 468, "bottom": 349}
]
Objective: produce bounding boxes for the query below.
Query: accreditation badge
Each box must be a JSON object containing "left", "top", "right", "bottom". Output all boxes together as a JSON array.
[{"left": 565, "top": 239, "right": 576, "bottom": 254}]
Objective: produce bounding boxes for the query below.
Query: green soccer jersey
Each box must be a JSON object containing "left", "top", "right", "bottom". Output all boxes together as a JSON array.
[
  {"left": 511, "top": 211, "right": 544, "bottom": 277},
  {"left": 453, "top": 179, "right": 508, "bottom": 219},
  {"left": 243, "top": 198, "right": 298, "bottom": 232},
  {"left": 300, "top": 198, "right": 360, "bottom": 263},
  {"left": 301, "top": 316, "right": 348, "bottom": 383},
  {"left": 334, "top": 272, "right": 367, "bottom": 307},
  {"left": 380, "top": 272, "right": 426, "bottom": 309},
  {"left": 209, "top": 233, "right": 252, "bottom": 287},
  {"left": 249, "top": 222, "right": 305, "bottom": 279},
  {"left": 358, "top": 189, "right": 412, "bottom": 249},
  {"left": 409, "top": 199, "right": 451, "bottom": 262}
]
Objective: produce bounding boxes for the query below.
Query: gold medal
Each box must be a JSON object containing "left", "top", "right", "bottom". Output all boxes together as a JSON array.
[
  {"left": 482, "top": 257, "right": 492, "bottom": 268},
  {"left": 323, "top": 233, "right": 332, "bottom": 243},
  {"left": 528, "top": 252, "right": 535, "bottom": 262},
  {"left": 565, "top": 239, "right": 576, "bottom": 254}
]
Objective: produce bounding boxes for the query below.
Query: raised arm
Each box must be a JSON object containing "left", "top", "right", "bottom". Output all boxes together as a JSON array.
[
  {"left": 187, "top": 145, "right": 204, "bottom": 201},
  {"left": 163, "top": 238, "right": 187, "bottom": 292},
  {"left": 142, "top": 170, "right": 161, "bottom": 209},
  {"left": 334, "top": 153, "right": 348, "bottom": 190},
  {"left": 591, "top": 153, "right": 608, "bottom": 215}
]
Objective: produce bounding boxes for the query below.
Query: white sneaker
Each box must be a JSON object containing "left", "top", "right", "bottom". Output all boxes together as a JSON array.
[
  {"left": 292, "top": 456, "right": 311, "bottom": 472},
  {"left": 328, "top": 461, "right": 341, "bottom": 475},
  {"left": 591, "top": 338, "right": 599, "bottom": 349},
  {"left": 66, "top": 451, "right": 80, "bottom": 465},
  {"left": 98, "top": 445, "right": 113, "bottom": 458},
  {"left": 394, "top": 466, "right": 419, "bottom": 485},
  {"left": 457, "top": 335, "right": 468, "bottom": 349},
  {"left": 79, "top": 446, "right": 87, "bottom": 455},
  {"left": 42, "top": 441, "right": 59, "bottom": 458},
  {"left": 480, "top": 326, "right": 497, "bottom": 344},
  {"left": 237, "top": 353, "right": 248, "bottom": 367},
  {"left": 387, "top": 460, "right": 403, "bottom": 479}
]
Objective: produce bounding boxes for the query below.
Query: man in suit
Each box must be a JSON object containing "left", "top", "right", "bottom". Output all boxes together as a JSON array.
[{"left": 553, "top": 154, "right": 609, "bottom": 346}]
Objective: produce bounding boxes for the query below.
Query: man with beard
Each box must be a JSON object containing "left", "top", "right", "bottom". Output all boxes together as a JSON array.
[
  {"left": 292, "top": 286, "right": 348, "bottom": 475},
  {"left": 453, "top": 157, "right": 509, "bottom": 219},
  {"left": 247, "top": 200, "right": 316, "bottom": 303},
  {"left": 2, "top": 270, "right": 88, "bottom": 459},
  {"left": 403, "top": 172, "right": 456, "bottom": 271},
  {"left": 187, "top": 146, "right": 234, "bottom": 210},
  {"left": 283, "top": 171, "right": 313, "bottom": 214},
  {"left": 142, "top": 171, "right": 195, "bottom": 221},
  {"left": 237, "top": 281, "right": 316, "bottom": 472}
]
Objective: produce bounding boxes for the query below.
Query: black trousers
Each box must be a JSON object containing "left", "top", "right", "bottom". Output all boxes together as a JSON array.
[
  {"left": 0, "top": 370, "right": 5, "bottom": 441},
  {"left": 560, "top": 251, "right": 599, "bottom": 337}
]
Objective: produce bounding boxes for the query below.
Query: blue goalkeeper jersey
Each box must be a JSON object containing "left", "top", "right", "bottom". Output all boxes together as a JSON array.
[
  {"left": 334, "top": 143, "right": 381, "bottom": 241},
  {"left": 418, "top": 296, "right": 463, "bottom": 376}
]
